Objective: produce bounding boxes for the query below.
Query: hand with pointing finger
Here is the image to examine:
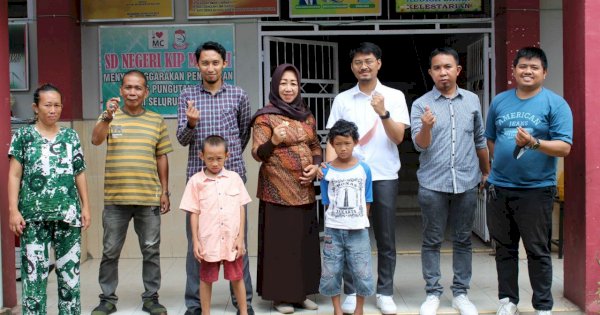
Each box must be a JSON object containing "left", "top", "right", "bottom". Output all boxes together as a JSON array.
[
  {"left": 421, "top": 105, "right": 436, "bottom": 130},
  {"left": 271, "top": 121, "right": 288, "bottom": 145},
  {"left": 186, "top": 100, "right": 200, "bottom": 128}
]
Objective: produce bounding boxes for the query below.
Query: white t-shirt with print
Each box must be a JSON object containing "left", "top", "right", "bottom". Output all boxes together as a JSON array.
[{"left": 321, "top": 161, "right": 373, "bottom": 230}]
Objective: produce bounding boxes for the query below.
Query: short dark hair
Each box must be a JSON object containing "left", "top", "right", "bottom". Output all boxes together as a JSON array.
[
  {"left": 195, "top": 41, "right": 227, "bottom": 63},
  {"left": 201, "top": 135, "right": 228, "bottom": 153},
  {"left": 34, "top": 83, "right": 61, "bottom": 105},
  {"left": 429, "top": 47, "right": 459, "bottom": 67},
  {"left": 349, "top": 42, "right": 382, "bottom": 61},
  {"left": 121, "top": 70, "right": 148, "bottom": 87},
  {"left": 513, "top": 47, "right": 548, "bottom": 70},
  {"left": 328, "top": 119, "right": 359, "bottom": 144}
]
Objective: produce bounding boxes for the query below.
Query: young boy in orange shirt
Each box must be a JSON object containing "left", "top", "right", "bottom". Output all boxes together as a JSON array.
[{"left": 180, "top": 135, "right": 251, "bottom": 315}]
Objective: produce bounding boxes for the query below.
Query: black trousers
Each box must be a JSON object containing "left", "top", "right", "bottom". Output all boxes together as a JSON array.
[{"left": 486, "top": 184, "right": 556, "bottom": 311}]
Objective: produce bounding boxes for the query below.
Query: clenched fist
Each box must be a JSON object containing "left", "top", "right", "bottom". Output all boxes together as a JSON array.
[{"left": 421, "top": 105, "right": 435, "bottom": 129}]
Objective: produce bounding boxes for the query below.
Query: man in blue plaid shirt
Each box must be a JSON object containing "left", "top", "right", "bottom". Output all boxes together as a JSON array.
[{"left": 177, "top": 41, "right": 253, "bottom": 315}]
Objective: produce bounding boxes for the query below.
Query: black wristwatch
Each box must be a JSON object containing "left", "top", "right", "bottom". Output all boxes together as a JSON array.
[
  {"left": 379, "top": 110, "right": 390, "bottom": 120},
  {"left": 531, "top": 137, "right": 541, "bottom": 150}
]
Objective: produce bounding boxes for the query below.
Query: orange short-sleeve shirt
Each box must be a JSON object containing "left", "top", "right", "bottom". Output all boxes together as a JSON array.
[{"left": 179, "top": 168, "right": 251, "bottom": 262}]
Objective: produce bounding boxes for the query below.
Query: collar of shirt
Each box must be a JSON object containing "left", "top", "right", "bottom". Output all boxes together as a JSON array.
[
  {"left": 199, "top": 82, "right": 229, "bottom": 95},
  {"left": 198, "top": 168, "right": 230, "bottom": 182},
  {"left": 431, "top": 86, "right": 464, "bottom": 102},
  {"left": 350, "top": 79, "right": 383, "bottom": 98}
]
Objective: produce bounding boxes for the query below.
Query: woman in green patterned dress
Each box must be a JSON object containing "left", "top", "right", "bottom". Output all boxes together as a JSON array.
[{"left": 7, "top": 84, "right": 91, "bottom": 314}]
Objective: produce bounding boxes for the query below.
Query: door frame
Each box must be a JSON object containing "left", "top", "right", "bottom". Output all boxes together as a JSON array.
[{"left": 258, "top": 20, "right": 495, "bottom": 111}]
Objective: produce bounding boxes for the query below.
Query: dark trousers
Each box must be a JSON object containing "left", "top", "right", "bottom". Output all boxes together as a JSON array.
[
  {"left": 344, "top": 179, "right": 398, "bottom": 296},
  {"left": 486, "top": 185, "right": 556, "bottom": 311},
  {"left": 99, "top": 206, "right": 161, "bottom": 304}
]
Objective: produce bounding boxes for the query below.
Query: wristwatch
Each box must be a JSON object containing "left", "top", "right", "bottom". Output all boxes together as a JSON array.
[
  {"left": 101, "top": 110, "right": 113, "bottom": 123},
  {"left": 379, "top": 110, "right": 390, "bottom": 120},
  {"left": 163, "top": 191, "right": 171, "bottom": 197},
  {"left": 531, "top": 137, "right": 541, "bottom": 150}
]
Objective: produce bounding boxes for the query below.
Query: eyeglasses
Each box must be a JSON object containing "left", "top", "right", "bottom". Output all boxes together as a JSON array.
[{"left": 353, "top": 59, "right": 377, "bottom": 67}]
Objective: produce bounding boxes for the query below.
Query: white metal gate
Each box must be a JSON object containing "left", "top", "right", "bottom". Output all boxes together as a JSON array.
[{"left": 467, "top": 34, "right": 491, "bottom": 242}]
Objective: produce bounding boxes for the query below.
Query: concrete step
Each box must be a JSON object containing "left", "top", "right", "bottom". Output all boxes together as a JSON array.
[
  {"left": 396, "top": 207, "right": 421, "bottom": 215},
  {"left": 396, "top": 195, "right": 420, "bottom": 209}
]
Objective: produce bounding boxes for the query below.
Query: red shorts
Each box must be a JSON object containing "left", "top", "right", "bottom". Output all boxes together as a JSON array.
[{"left": 200, "top": 257, "right": 243, "bottom": 283}]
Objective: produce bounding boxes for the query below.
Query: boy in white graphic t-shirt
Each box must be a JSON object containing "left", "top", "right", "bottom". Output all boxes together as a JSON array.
[{"left": 319, "top": 119, "right": 374, "bottom": 315}]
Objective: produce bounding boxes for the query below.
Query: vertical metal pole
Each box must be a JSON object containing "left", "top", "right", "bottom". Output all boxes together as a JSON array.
[{"left": 1, "top": 1, "right": 18, "bottom": 308}]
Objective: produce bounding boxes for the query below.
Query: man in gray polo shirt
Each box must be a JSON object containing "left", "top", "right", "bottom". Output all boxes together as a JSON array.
[{"left": 410, "top": 47, "right": 489, "bottom": 315}]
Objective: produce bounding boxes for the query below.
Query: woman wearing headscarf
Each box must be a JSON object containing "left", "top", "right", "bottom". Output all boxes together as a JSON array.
[{"left": 252, "top": 64, "right": 322, "bottom": 314}]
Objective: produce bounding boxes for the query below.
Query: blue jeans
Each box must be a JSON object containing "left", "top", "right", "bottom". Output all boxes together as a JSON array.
[
  {"left": 418, "top": 186, "right": 478, "bottom": 297},
  {"left": 344, "top": 179, "right": 398, "bottom": 296},
  {"left": 98, "top": 205, "right": 161, "bottom": 304},
  {"left": 320, "top": 228, "right": 374, "bottom": 297}
]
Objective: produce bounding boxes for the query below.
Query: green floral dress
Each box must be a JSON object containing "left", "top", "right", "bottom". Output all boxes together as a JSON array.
[{"left": 9, "top": 125, "right": 86, "bottom": 226}]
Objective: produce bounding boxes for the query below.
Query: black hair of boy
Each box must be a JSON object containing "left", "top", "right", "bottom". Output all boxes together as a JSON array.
[
  {"left": 328, "top": 119, "right": 360, "bottom": 144},
  {"left": 201, "top": 135, "right": 229, "bottom": 153}
]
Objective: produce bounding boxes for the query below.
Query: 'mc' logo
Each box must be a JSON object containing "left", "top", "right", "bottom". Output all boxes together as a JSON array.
[{"left": 149, "top": 30, "right": 168, "bottom": 49}]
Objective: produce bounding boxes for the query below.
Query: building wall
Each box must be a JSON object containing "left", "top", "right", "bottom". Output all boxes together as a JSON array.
[
  {"left": 540, "top": 0, "right": 563, "bottom": 96},
  {"left": 539, "top": 0, "right": 565, "bottom": 237}
]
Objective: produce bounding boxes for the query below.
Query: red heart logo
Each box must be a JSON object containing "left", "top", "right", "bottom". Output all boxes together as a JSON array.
[{"left": 156, "top": 32, "right": 163, "bottom": 38}]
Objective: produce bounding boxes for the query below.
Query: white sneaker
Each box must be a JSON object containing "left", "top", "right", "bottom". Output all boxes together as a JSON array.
[
  {"left": 419, "top": 295, "right": 440, "bottom": 315},
  {"left": 300, "top": 298, "right": 318, "bottom": 310},
  {"left": 452, "top": 294, "right": 478, "bottom": 315},
  {"left": 535, "top": 310, "right": 551, "bottom": 315},
  {"left": 341, "top": 294, "right": 356, "bottom": 314},
  {"left": 274, "top": 302, "right": 294, "bottom": 314},
  {"left": 497, "top": 298, "right": 519, "bottom": 315},
  {"left": 376, "top": 294, "right": 398, "bottom": 314}
]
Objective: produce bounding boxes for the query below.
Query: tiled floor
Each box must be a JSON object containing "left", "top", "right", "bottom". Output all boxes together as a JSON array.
[{"left": 17, "top": 215, "right": 582, "bottom": 314}]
